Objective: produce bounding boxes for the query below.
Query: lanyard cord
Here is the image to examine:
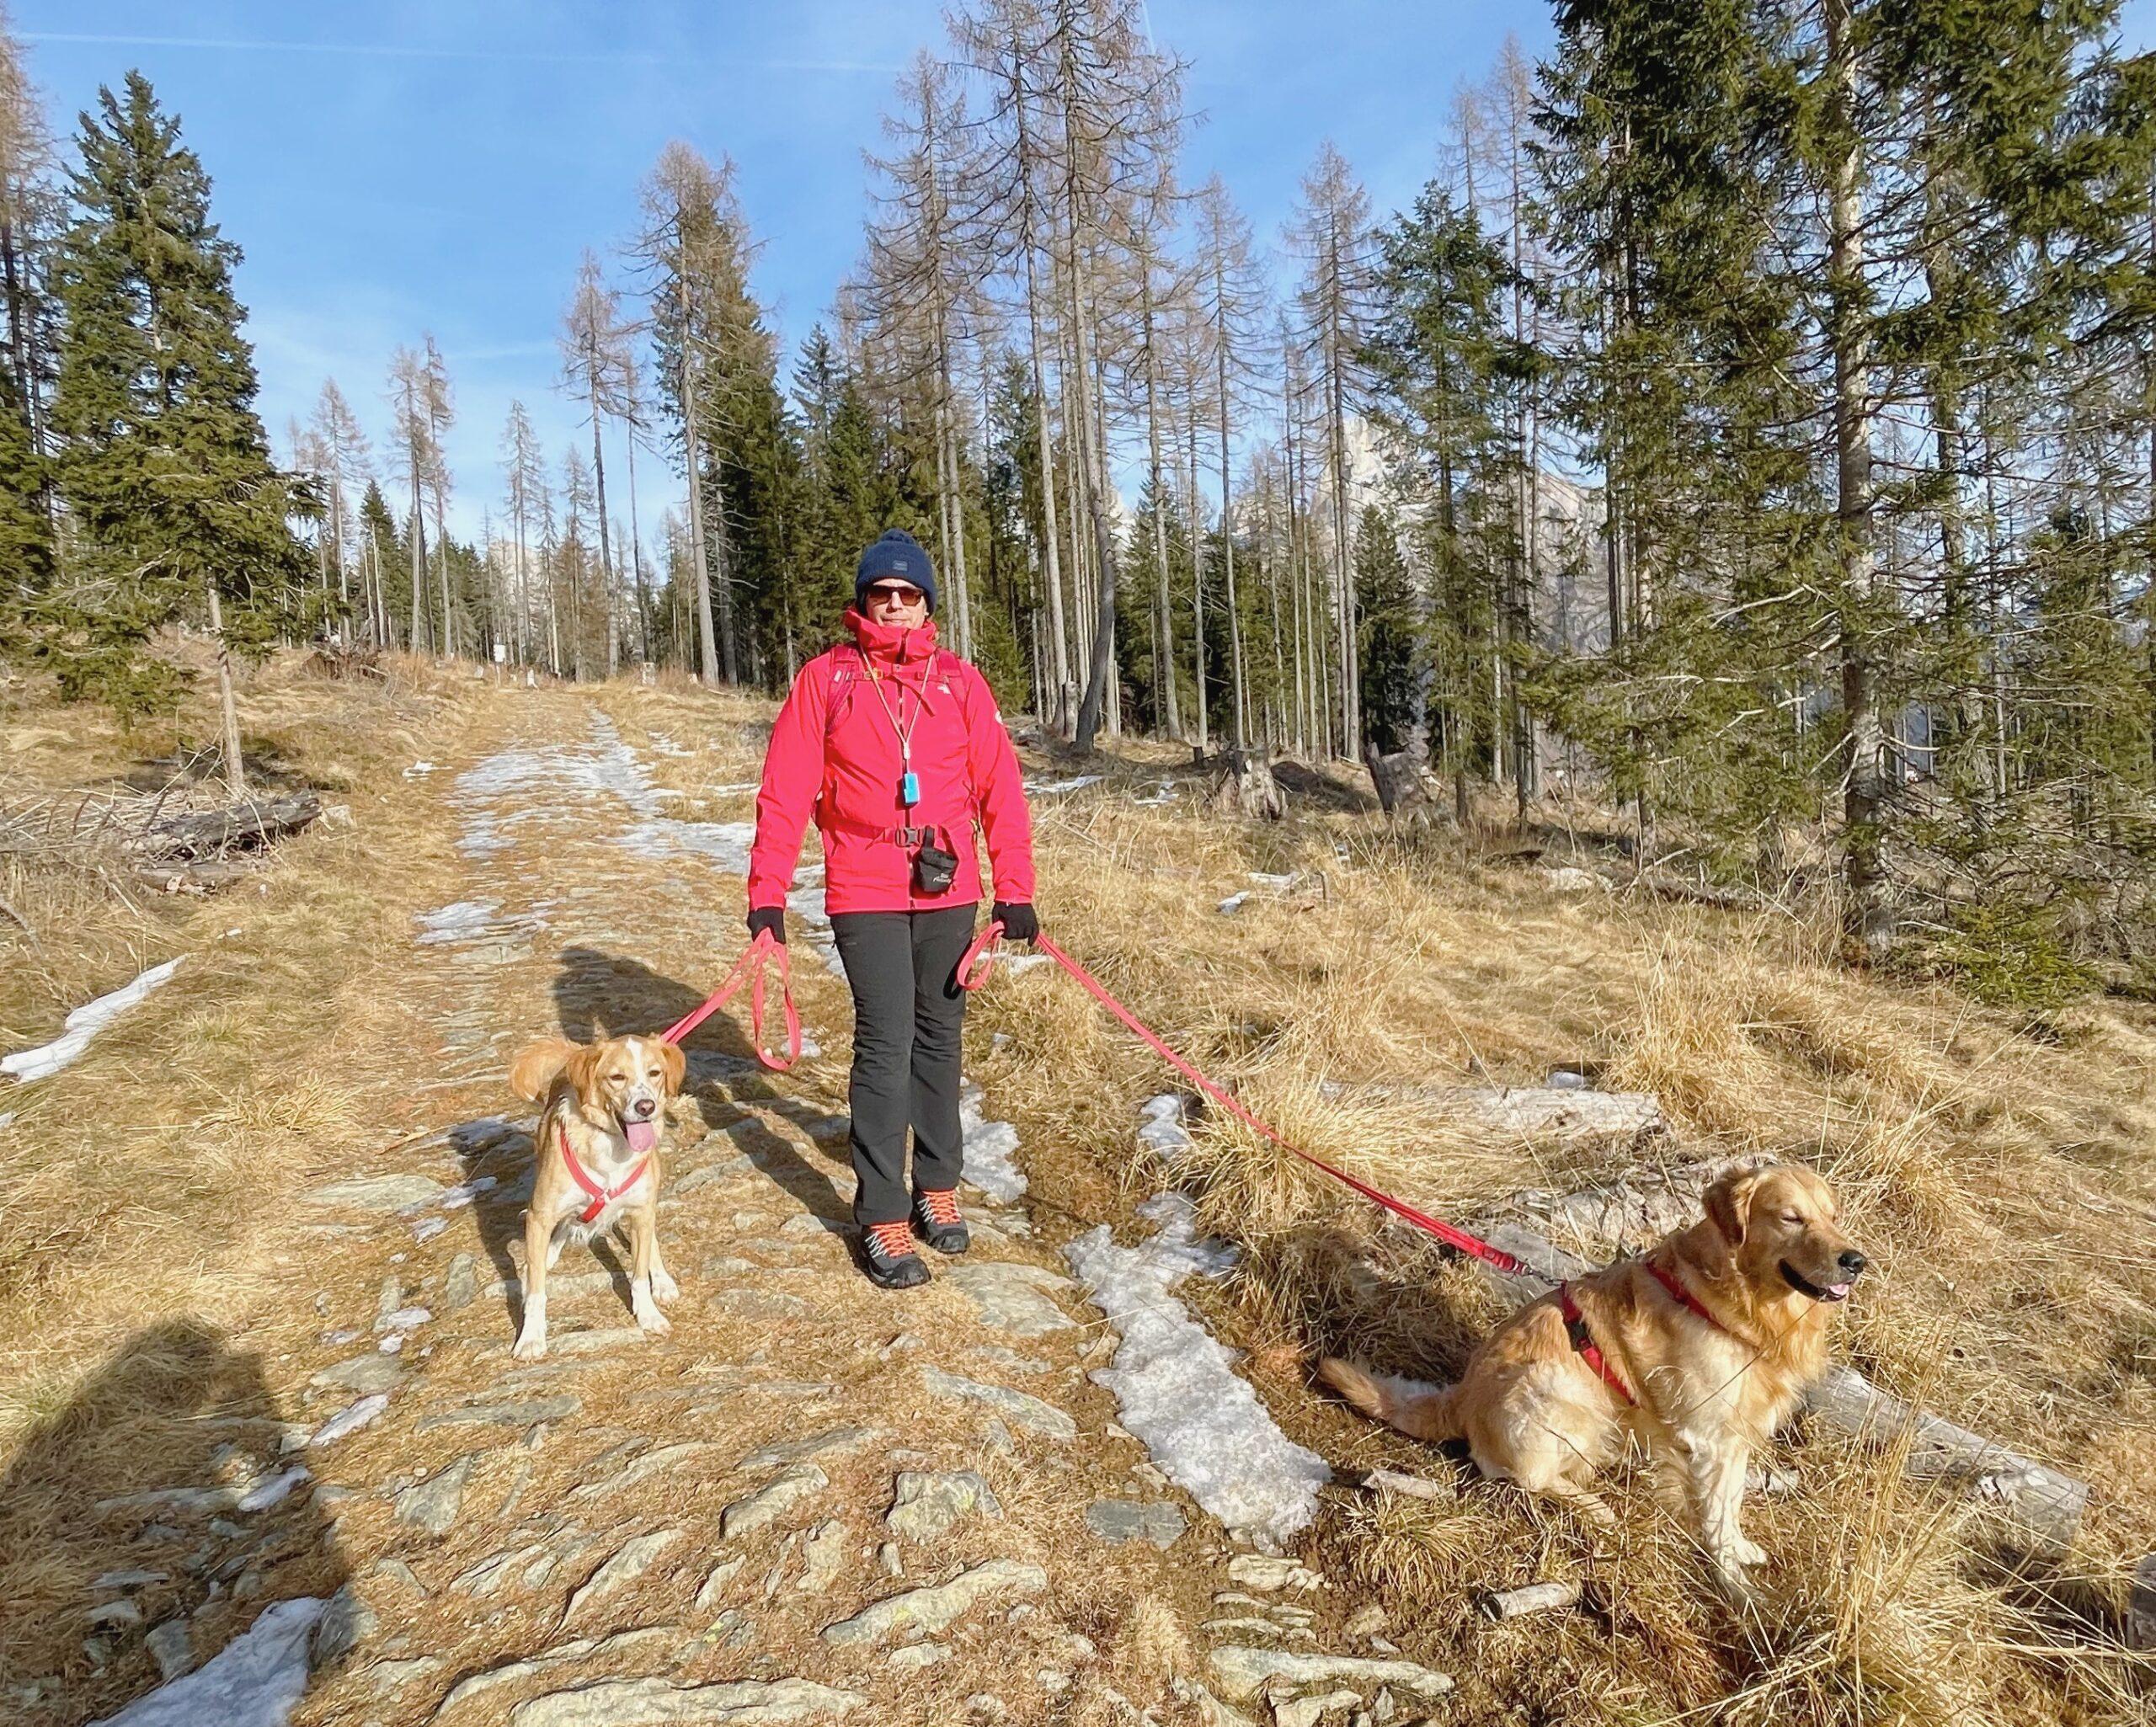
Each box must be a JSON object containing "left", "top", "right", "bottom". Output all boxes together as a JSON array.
[{"left": 859, "top": 646, "right": 931, "bottom": 762}]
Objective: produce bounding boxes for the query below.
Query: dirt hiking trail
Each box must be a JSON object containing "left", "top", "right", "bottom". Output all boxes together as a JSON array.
[{"left": 24, "top": 687, "right": 1444, "bottom": 1727}]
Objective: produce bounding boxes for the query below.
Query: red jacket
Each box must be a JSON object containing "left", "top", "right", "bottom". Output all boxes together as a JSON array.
[{"left": 748, "top": 608, "right": 1036, "bottom": 916}]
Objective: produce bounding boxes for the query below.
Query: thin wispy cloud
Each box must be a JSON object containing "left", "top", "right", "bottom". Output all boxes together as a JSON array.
[{"left": 21, "top": 31, "right": 896, "bottom": 73}]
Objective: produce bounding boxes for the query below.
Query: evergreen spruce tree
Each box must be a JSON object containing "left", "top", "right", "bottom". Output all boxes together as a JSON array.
[
  {"left": 45, "top": 72, "right": 308, "bottom": 785},
  {"left": 357, "top": 477, "right": 406, "bottom": 646},
  {"left": 0, "top": 14, "right": 56, "bottom": 613}
]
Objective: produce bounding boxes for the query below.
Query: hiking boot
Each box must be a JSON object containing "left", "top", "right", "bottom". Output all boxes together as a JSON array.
[
  {"left": 860, "top": 1219, "right": 930, "bottom": 1289},
  {"left": 911, "top": 1187, "right": 970, "bottom": 1256}
]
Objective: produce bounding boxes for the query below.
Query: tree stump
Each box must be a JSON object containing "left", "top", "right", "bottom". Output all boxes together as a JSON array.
[
  {"left": 1364, "top": 744, "right": 1439, "bottom": 821},
  {"left": 1209, "top": 749, "right": 1285, "bottom": 820}
]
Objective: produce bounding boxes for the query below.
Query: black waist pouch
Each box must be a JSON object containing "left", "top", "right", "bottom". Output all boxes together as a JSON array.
[{"left": 912, "top": 840, "right": 959, "bottom": 896}]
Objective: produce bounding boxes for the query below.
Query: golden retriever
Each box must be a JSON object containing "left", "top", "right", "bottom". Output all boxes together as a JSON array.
[
  {"left": 1319, "top": 1162, "right": 1866, "bottom": 1597},
  {"left": 506, "top": 1035, "right": 686, "bottom": 1361}
]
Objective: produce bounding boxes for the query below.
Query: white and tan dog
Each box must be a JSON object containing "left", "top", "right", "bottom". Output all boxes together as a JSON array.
[
  {"left": 506, "top": 1034, "right": 686, "bottom": 1360},
  {"left": 1320, "top": 1162, "right": 1867, "bottom": 1598}
]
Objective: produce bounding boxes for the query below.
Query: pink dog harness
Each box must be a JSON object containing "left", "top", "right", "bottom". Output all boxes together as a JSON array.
[{"left": 558, "top": 1123, "right": 650, "bottom": 1226}]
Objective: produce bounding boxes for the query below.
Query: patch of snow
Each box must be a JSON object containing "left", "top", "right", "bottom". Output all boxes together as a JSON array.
[
  {"left": 409, "top": 1217, "right": 446, "bottom": 1243},
  {"left": 1216, "top": 893, "right": 1251, "bottom": 916},
  {"left": 619, "top": 818, "right": 755, "bottom": 875},
  {"left": 4, "top": 957, "right": 184, "bottom": 1084},
  {"left": 236, "top": 1468, "right": 310, "bottom": 1513},
  {"left": 1131, "top": 781, "right": 1180, "bottom": 806},
  {"left": 1137, "top": 1094, "right": 1194, "bottom": 1161},
  {"left": 379, "top": 1334, "right": 405, "bottom": 1355},
  {"left": 1065, "top": 1191, "right": 1325, "bottom": 1553},
  {"left": 1248, "top": 871, "right": 1297, "bottom": 891},
  {"left": 960, "top": 1082, "right": 1027, "bottom": 1201},
  {"left": 88, "top": 1595, "right": 323, "bottom": 1727},
  {"left": 414, "top": 901, "right": 504, "bottom": 945},
  {"left": 403, "top": 760, "right": 437, "bottom": 777},
  {"left": 438, "top": 1175, "right": 497, "bottom": 1209},
  {"left": 706, "top": 780, "right": 761, "bottom": 793},
  {"left": 1026, "top": 774, "right": 1103, "bottom": 796},
  {"left": 307, "top": 1394, "right": 387, "bottom": 1448},
  {"left": 89, "top": 1595, "right": 324, "bottom": 1727}
]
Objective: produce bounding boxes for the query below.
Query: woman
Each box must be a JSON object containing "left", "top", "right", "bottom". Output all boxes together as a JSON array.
[{"left": 746, "top": 530, "right": 1039, "bottom": 1289}]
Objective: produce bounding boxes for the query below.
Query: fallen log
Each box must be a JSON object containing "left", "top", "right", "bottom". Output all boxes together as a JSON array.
[
  {"left": 141, "top": 857, "right": 262, "bottom": 893},
  {"left": 1456, "top": 1215, "right": 2089, "bottom": 1554},
  {"left": 1604, "top": 869, "right": 1765, "bottom": 912},
  {"left": 136, "top": 792, "right": 322, "bottom": 861},
  {"left": 1357, "top": 1467, "right": 1454, "bottom": 1502},
  {"left": 1478, "top": 1581, "right": 1582, "bottom": 1623}
]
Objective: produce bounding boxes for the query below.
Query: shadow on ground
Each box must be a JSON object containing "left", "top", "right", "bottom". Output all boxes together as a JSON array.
[
  {"left": 447, "top": 947, "right": 857, "bottom": 1299},
  {"left": 0, "top": 1318, "right": 350, "bottom": 1725}
]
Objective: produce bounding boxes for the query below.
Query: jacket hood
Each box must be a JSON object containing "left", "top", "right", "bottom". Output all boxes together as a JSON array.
[{"left": 843, "top": 605, "right": 940, "bottom": 666}]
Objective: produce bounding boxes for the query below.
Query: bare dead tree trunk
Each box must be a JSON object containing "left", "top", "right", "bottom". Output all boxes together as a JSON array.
[
  {"left": 1142, "top": 270, "right": 1180, "bottom": 739},
  {"left": 1827, "top": 0, "right": 1892, "bottom": 959},
  {"left": 205, "top": 576, "right": 247, "bottom": 796}
]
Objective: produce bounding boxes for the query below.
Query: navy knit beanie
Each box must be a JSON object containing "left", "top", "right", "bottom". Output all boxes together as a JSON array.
[{"left": 855, "top": 529, "right": 937, "bottom": 614}]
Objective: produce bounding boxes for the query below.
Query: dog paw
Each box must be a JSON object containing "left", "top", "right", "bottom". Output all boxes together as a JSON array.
[
  {"left": 651, "top": 1269, "right": 680, "bottom": 1304},
  {"left": 636, "top": 1307, "right": 672, "bottom": 1337},
  {"left": 1732, "top": 1535, "right": 1769, "bottom": 1569},
  {"left": 1712, "top": 1564, "right": 1758, "bottom": 1608},
  {"left": 511, "top": 1332, "right": 548, "bottom": 1362}
]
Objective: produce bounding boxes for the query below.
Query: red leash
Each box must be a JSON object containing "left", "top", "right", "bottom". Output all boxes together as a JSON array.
[
  {"left": 659, "top": 929, "right": 801, "bottom": 1071},
  {"left": 956, "top": 922, "right": 1528, "bottom": 1277}
]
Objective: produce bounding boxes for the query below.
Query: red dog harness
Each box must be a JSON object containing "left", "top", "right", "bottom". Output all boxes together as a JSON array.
[
  {"left": 1559, "top": 1261, "right": 1725, "bottom": 1407},
  {"left": 558, "top": 1124, "right": 650, "bottom": 1226}
]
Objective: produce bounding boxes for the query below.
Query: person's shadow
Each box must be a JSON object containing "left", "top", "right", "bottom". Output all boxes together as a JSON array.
[
  {"left": 0, "top": 1318, "right": 351, "bottom": 1724},
  {"left": 451, "top": 945, "right": 858, "bottom": 1338}
]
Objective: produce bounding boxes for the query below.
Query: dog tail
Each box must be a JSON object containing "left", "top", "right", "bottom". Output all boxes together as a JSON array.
[
  {"left": 508, "top": 1039, "right": 574, "bottom": 1104},
  {"left": 1316, "top": 1357, "right": 1462, "bottom": 1443}
]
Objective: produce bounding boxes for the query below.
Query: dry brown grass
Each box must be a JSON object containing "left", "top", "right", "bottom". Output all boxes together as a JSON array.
[
  {"left": 7, "top": 652, "right": 2156, "bottom": 1723},
  {"left": 965, "top": 755, "right": 2156, "bottom": 1724}
]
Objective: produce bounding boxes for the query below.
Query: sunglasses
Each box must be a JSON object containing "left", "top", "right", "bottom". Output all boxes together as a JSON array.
[{"left": 865, "top": 584, "right": 926, "bottom": 607}]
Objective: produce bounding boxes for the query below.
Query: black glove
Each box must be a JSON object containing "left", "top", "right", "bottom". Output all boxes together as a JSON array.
[
  {"left": 746, "top": 906, "right": 786, "bottom": 946},
  {"left": 992, "top": 901, "right": 1039, "bottom": 945}
]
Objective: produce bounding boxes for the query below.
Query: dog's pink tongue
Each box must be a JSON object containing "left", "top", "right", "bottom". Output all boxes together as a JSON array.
[{"left": 625, "top": 1119, "right": 658, "bottom": 1154}]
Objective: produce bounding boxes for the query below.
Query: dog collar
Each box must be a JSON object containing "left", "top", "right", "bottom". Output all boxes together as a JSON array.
[
  {"left": 1648, "top": 1261, "right": 1725, "bottom": 1332},
  {"left": 558, "top": 1122, "right": 650, "bottom": 1225},
  {"left": 1558, "top": 1283, "right": 1636, "bottom": 1405}
]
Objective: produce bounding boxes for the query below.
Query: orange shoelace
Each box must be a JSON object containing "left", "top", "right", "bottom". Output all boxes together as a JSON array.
[
  {"left": 867, "top": 1219, "right": 916, "bottom": 1260},
  {"left": 917, "top": 1188, "right": 963, "bottom": 1227}
]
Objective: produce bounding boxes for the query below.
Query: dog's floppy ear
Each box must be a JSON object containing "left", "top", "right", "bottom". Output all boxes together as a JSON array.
[
  {"left": 658, "top": 1039, "right": 686, "bottom": 1098},
  {"left": 564, "top": 1042, "right": 609, "bottom": 1111},
  {"left": 509, "top": 1040, "right": 574, "bottom": 1103},
  {"left": 1705, "top": 1165, "right": 1764, "bottom": 1248}
]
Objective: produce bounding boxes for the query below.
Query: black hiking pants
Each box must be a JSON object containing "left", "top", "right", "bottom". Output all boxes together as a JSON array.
[{"left": 829, "top": 904, "right": 977, "bottom": 1228}]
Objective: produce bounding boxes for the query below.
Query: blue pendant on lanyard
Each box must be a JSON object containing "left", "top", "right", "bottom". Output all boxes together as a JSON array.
[{"left": 863, "top": 648, "right": 927, "bottom": 813}]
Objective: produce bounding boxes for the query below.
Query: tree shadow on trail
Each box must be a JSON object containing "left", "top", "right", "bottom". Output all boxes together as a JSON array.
[{"left": 0, "top": 1318, "right": 350, "bottom": 1725}]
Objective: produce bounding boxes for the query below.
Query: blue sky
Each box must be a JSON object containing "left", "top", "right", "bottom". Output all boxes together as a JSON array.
[
  {"left": 16, "top": 2, "right": 2156, "bottom": 545},
  {"left": 12, "top": 2, "right": 1561, "bottom": 542}
]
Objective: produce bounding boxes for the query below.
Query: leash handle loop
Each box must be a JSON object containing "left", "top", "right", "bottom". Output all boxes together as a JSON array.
[
  {"left": 659, "top": 929, "right": 801, "bottom": 1072},
  {"left": 955, "top": 919, "right": 1006, "bottom": 993}
]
